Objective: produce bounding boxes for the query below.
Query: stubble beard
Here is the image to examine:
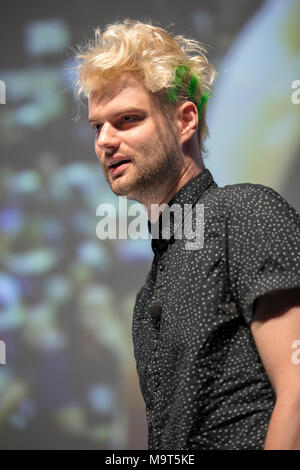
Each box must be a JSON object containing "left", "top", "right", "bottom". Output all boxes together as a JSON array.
[{"left": 103, "top": 132, "right": 183, "bottom": 205}]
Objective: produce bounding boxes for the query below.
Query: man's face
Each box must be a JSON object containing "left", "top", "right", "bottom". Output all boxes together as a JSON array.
[{"left": 88, "top": 74, "right": 183, "bottom": 204}]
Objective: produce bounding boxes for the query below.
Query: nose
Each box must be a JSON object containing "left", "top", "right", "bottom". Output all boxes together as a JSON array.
[{"left": 96, "top": 121, "right": 120, "bottom": 152}]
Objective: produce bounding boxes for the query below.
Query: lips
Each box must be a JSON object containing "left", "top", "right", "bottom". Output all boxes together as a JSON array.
[
  {"left": 107, "top": 156, "right": 131, "bottom": 169},
  {"left": 107, "top": 157, "right": 132, "bottom": 176}
]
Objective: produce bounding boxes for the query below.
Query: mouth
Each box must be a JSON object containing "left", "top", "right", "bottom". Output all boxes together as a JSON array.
[{"left": 108, "top": 159, "right": 132, "bottom": 177}]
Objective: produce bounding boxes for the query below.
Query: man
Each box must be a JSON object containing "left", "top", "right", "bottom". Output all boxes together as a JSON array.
[{"left": 75, "top": 19, "right": 300, "bottom": 450}]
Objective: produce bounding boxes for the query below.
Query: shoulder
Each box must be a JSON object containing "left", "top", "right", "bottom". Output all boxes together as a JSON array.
[
  {"left": 215, "top": 181, "right": 285, "bottom": 206},
  {"left": 209, "top": 182, "right": 300, "bottom": 222},
  {"left": 203, "top": 183, "right": 300, "bottom": 252},
  {"left": 203, "top": 180, "right": 276, "bottom": 209}
]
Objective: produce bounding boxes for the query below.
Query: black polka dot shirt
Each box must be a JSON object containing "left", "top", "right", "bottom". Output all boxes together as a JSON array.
[{"left": 132, "top": 168, "right": 300, "bottom": 450}]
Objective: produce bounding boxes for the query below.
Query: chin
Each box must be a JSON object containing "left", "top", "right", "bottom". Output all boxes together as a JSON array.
[
  {"left": 110, "top": 179, "right": 132, "bottom": 196},
  {"left": 111, "top": 180, "right": 141, "bottom": 201}
]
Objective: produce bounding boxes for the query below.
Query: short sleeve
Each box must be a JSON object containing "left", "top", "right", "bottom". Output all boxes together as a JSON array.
[{"left": 226, "top": 184, "right": 300, "bottom": 326}]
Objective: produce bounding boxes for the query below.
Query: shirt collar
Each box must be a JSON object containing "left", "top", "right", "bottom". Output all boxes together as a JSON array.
[{"left": 148, "top": 168, "right": 217, "bottom": 254}]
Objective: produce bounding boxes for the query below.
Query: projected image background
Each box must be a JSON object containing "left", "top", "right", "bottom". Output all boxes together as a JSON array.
[{"left": 0, "top": 0, "right": 299, "bottom": 449}]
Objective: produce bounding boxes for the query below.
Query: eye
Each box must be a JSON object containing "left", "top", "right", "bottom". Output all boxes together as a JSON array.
[
  {"left": 120, "top": 115, "right": 140, "bottom": 125},
  {"left": 123, "top": 115, "right": 135, "bottom": 121},
  {"left": 93, "top": 123, "right": 102, "bottom": 133}
]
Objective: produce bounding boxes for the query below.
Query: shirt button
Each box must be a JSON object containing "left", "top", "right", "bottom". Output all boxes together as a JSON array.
[{"left": 159, "top": 263, "right": 165, "bottom": 271}]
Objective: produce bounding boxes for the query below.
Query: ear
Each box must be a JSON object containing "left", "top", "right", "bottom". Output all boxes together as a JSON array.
[{"left": 174, "top": 101, "right": 198, "bottom": 146}]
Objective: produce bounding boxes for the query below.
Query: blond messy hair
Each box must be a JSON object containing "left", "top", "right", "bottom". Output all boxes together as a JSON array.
[{"left": 74, "top": 19, "right": 216, "bottom": 155}]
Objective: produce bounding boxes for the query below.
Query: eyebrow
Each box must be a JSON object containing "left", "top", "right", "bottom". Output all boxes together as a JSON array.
[{"left": 88, "top": 107, "right": 145, "bottom": 124}]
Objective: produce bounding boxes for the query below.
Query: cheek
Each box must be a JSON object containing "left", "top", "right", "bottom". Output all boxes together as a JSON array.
[
  {"left": 94, "top": 145, "right": 105, "bottom": 167},
  {"left": 127, "top": 122, "right": 157, "bottom": 146},
  {"left": 129, "top": 134, "right": 160, "bottom": 157},
  {"left": 94, "top": 141, "right": 102, "bottom": 157}
]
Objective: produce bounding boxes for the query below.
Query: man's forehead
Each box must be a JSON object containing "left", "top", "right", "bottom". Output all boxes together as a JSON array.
[
  {"left": 89, "top": 74, "right": 148, "bottom": 106},
  {"left": 88, "top": 75, "right": 158, "bottom": 120}
]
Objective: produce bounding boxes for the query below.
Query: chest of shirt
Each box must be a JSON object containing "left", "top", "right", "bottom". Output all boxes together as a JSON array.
[{"left": 132, "top": 220, "right": 240, "bottom": 369}]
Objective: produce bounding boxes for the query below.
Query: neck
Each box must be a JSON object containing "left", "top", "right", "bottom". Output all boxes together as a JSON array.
[{"left": 147, "top": 157, "right": 205, "bottom": 222}]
